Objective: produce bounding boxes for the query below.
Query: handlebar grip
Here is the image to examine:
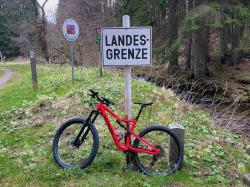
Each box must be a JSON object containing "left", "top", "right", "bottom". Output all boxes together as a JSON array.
[{"left": 88, "top": 89, "right": 99, "bottom": 96}]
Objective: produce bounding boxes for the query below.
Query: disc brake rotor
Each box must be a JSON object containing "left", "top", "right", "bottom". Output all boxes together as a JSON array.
[{"left": 151, "top": 145, "right": 165, "bottom": 166}]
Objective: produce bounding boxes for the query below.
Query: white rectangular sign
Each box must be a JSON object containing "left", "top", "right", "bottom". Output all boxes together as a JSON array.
[{"left": 101, "top": 27, "right": 152, "bottom": 66}]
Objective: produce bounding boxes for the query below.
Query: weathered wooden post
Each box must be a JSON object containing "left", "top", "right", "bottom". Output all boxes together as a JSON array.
[
  {"left": 95, "top": 27, "right": 103, "bottom": 77},
  {"left": 169, "top": 123, "right": 185, "bottom": 168},
  {"left": 30, "top": 50, "right": 38, "bottom": 89}
]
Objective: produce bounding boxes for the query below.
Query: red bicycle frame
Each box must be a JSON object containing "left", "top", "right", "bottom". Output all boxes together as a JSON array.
[{"left": 96, "top": 102, "right": 160, "bottom": 155}]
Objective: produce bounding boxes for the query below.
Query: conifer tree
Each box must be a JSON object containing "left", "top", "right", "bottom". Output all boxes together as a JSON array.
[{"left": 0, "top": 12, "right": 19, "bottom": 57}]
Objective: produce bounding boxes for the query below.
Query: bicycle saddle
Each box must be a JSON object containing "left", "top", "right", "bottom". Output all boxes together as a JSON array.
[{"left": 134, "top": 102, "right": 153, "bottom": 107}]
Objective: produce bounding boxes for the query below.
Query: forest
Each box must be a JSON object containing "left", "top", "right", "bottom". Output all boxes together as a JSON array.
[{"left": 2, "top": 0, "right": 250, "bottom": 69}]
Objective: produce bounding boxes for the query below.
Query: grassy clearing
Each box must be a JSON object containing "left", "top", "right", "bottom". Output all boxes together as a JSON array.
[{"left": 0, "top": 63, "right": 249, "bottom": 186}]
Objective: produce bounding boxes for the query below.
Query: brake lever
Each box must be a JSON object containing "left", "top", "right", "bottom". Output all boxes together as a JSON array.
[{"left": 89, "top": 89, "right": 94, "bottom": 93}]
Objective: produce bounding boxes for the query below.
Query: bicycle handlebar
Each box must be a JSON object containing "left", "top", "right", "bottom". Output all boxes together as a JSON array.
[{"left": 88, "top": 89, "right": 115, "bottom": 106}]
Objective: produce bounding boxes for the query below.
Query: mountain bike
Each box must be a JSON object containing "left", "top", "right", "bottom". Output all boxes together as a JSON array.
[{"left": 52, "top": 89, "right": 183, "bottom": 176}]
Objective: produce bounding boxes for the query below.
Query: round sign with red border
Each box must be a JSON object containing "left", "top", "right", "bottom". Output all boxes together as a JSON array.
[{"left": 62, "top": 19, "right": 79, "bottom": 42}]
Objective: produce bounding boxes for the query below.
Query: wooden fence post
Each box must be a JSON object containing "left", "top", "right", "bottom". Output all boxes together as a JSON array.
[
  {"left": 95, "top": 27, "right": 103, "bottom": 77},
  {"left": 30, "top": 50, "right": 38, "bottom": 89}
]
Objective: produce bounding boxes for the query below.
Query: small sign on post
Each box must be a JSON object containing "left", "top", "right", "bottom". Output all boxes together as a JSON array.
[
  {"left": 63, "top": 19, "right": 79, "bottom": 42},
  {"left": 30, "top": 50, "right": 38, "bottom": 89},
  {"left": 62, "top": 19, "right": 79, "bottom": 81}
]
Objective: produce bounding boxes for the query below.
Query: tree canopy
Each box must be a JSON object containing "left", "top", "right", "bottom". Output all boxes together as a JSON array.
[
  {"left": 0, "top": 12, "right": 19, "bottom": 57},
  {"left": 0, "top": 0, "right": 38, "bottom": 58}
]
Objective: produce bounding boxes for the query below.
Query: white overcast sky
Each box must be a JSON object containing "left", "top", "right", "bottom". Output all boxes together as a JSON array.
[{"left": 38, "top": 0, "right": 59, "bottom": 23}]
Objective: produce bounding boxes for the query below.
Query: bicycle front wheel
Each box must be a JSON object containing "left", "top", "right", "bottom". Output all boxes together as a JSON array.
[
  {"left": 133, "top": 125, "right": 183, "bottom": 176},
  {"left": 52, "top": 118, "right": 99, "bottom": 169}
]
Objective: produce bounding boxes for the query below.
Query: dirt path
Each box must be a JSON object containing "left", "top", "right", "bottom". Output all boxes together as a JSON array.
[{"left": 0, "top": 67, "right": 14, "bottom": 88}]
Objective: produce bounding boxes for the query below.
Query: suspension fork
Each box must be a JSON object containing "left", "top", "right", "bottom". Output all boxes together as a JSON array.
[{"left": 73, "top": 110, "right": 99, "bottom": 146}]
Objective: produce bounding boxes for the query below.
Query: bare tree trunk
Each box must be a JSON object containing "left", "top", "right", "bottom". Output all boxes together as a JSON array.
[
  {"left": 219, "top": 0, "right": 226, "bottom": 57},
  {"left": 168, "top": 0, "right": 179, "bottom": 72},
  {"left": 220, "top": 19, "right": 228, "bottom": 57},
  {"left": 32, "top": 0, "right": 38, "bottom": 17},
  {"left": 191, "top": 6, "right": 210, "bottom": 79},
  {"left": 186, "top": 0, "right": 194, "bottom": 69},
  {"left": 231, "top": 25, "right": 244, "bottom": 65},
  {"left": 0, "top": 51, "right": 3, "bottom": 62},
  {"left": 34, "top": 0, "right": 49, "bottom": 62}
]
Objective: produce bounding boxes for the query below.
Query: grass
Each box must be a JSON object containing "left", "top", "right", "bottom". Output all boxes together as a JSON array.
[
  {"left": 0, "top": 67, "right": 4, "bottom": 77},
  {"left": 0, "top": 63, "right": 249, "bottom": 186}
]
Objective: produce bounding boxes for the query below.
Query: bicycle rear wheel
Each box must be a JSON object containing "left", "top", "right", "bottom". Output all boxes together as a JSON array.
[
  {"left": 52, "top": 118, "right": 99, "bottom": 169},
  {"left": 133, "top": 125, "right": 183, "bottom": 176}
]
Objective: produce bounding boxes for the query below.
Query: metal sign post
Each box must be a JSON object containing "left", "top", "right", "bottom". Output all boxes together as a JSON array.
[
  {"left": 70, "top": 44, "right": 75, "bottom": 81},
  {"left": 101, "top": 15, "right": 152, "bottom": 167},
  {"left": 62, "top": 19, "right": 79, "bottom": 81},
  {"left": 122, "top": 15, "right": 132, "bottom": 120},
  {"left": 123, "top": 16, "right": 133, "bottom": 167}
]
